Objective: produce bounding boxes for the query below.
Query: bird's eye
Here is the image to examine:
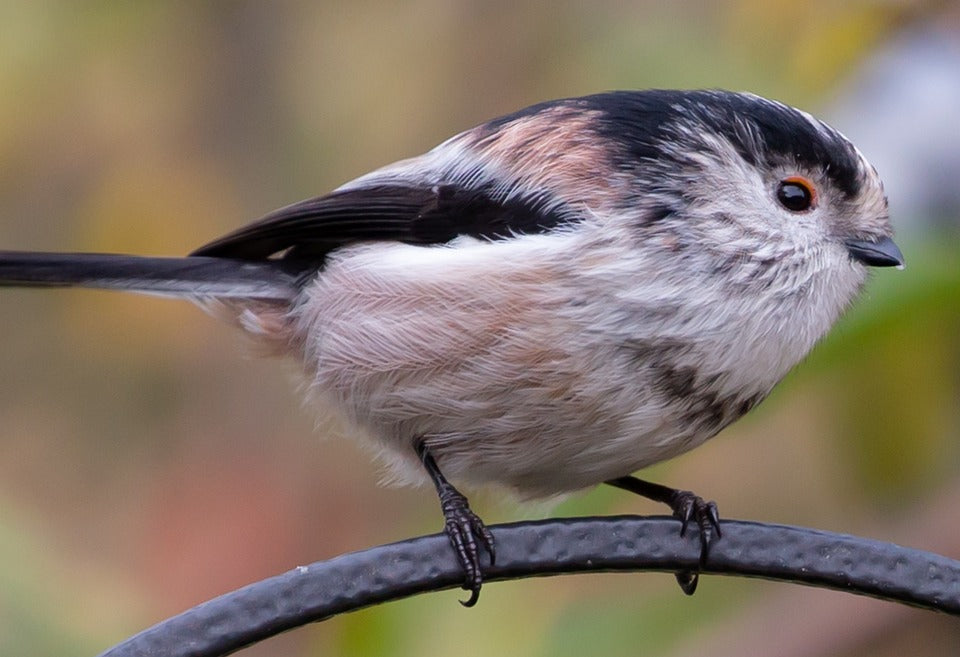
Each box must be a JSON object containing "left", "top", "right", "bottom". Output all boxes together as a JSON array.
[{"left": 776, "top": 177, "right": 816, "bottom": 212}]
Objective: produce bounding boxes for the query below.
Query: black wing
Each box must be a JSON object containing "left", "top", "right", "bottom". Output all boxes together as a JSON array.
[{"left": 191, "top": 182, "right": 568, "bottom": 262}]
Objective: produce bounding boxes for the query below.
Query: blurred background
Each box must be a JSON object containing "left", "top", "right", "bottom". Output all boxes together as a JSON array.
[{"left": 0, "top": 1, "right": 958, "bottom": 655}]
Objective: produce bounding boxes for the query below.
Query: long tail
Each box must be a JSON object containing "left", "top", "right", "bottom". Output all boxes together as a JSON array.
[{"left": 0, "top": 251, "right": 299, "bottom": 301}]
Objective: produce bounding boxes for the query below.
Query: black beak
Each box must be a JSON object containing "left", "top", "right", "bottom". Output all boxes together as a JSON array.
[{"left": 845, "top": 236, "right": 904, "bottom": 268}]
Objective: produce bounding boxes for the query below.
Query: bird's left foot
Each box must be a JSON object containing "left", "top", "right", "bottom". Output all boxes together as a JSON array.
[
  {"left": 665, "top": 488, "right": 721, "bottom": 594},
  {"left": 605, "top": 476, "right": 721, "bottom": 595}
]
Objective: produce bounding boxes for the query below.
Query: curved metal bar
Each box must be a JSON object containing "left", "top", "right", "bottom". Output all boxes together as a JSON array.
[{"left": 96, "top": 516, "right": 960, "bottom": 657}]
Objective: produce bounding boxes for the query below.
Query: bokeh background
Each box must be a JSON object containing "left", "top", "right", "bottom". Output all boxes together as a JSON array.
[{"left": 1, "top": 2, "right": 959, "bottom": 655}]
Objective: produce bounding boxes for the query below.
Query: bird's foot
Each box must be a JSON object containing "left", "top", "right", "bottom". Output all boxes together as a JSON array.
[
  {"left": 416, "top": 438, "right": 495, "bottom": 607},
  {"left": 665, "top": 488, "right": 721, "bottom": 595},
  {"left": 605, "top": 476, "right": 721, "bottom": 595},
  {"left": 437, "top": 482, "right": 496, "bottom": 607}
]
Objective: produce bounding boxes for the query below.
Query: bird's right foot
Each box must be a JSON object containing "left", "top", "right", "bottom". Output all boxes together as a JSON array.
[{"left": 415, "top": 439, "right": 496, "bottom": 607}]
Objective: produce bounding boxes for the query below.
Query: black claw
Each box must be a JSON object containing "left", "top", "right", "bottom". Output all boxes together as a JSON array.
[
  {"left": 677, "top": 498, "right": 695, "bottom": 537},
  {"left": 674, "top": 570, "right": 699, "bottom": 595},
  {"left": 707, "top": 502, "right": 722, "bottom": 538},
  {"left": 478, "top": 525, "right": 496, "bottom": 566},
  {"left": 460, "top": 587, "right": 481, "bottom": 608}
]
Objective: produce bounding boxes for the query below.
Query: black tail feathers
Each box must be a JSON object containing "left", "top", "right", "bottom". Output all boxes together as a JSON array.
[{"left": 0, "top": 251, "right": 299, "bottom": 301}]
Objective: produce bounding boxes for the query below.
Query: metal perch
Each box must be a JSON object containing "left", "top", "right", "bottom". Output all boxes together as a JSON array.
[{"left": 96, "top": 516, "right": 960, "bottom": 657}]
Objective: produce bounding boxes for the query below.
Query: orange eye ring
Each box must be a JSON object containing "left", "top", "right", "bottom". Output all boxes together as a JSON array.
[{"left": 777, "top": 176, "right": 816, "bottom": 212}]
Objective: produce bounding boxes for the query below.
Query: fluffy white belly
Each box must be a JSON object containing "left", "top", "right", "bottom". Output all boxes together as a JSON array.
[{"left": 282, "top": 225, "right": 858, "bottom": 498}]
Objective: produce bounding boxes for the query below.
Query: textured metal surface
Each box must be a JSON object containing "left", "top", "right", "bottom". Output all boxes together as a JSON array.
[{"left": 96, "top": 517, "right": 960, "bottom": 657}]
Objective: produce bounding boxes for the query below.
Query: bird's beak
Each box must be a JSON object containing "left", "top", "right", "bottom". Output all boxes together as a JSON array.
[{"left": 845, "top": 236, "right": 905, "bottom": 269}]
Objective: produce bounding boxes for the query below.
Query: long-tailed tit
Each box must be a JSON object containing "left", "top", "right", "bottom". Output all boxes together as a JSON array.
[{"left": 0, "top": 90, "right": 904, "bottom": 604}]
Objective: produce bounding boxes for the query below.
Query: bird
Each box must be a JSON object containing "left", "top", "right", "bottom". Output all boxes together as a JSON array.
[{"left": 0, "top": 89, "right": 904, "bottom": 605}]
